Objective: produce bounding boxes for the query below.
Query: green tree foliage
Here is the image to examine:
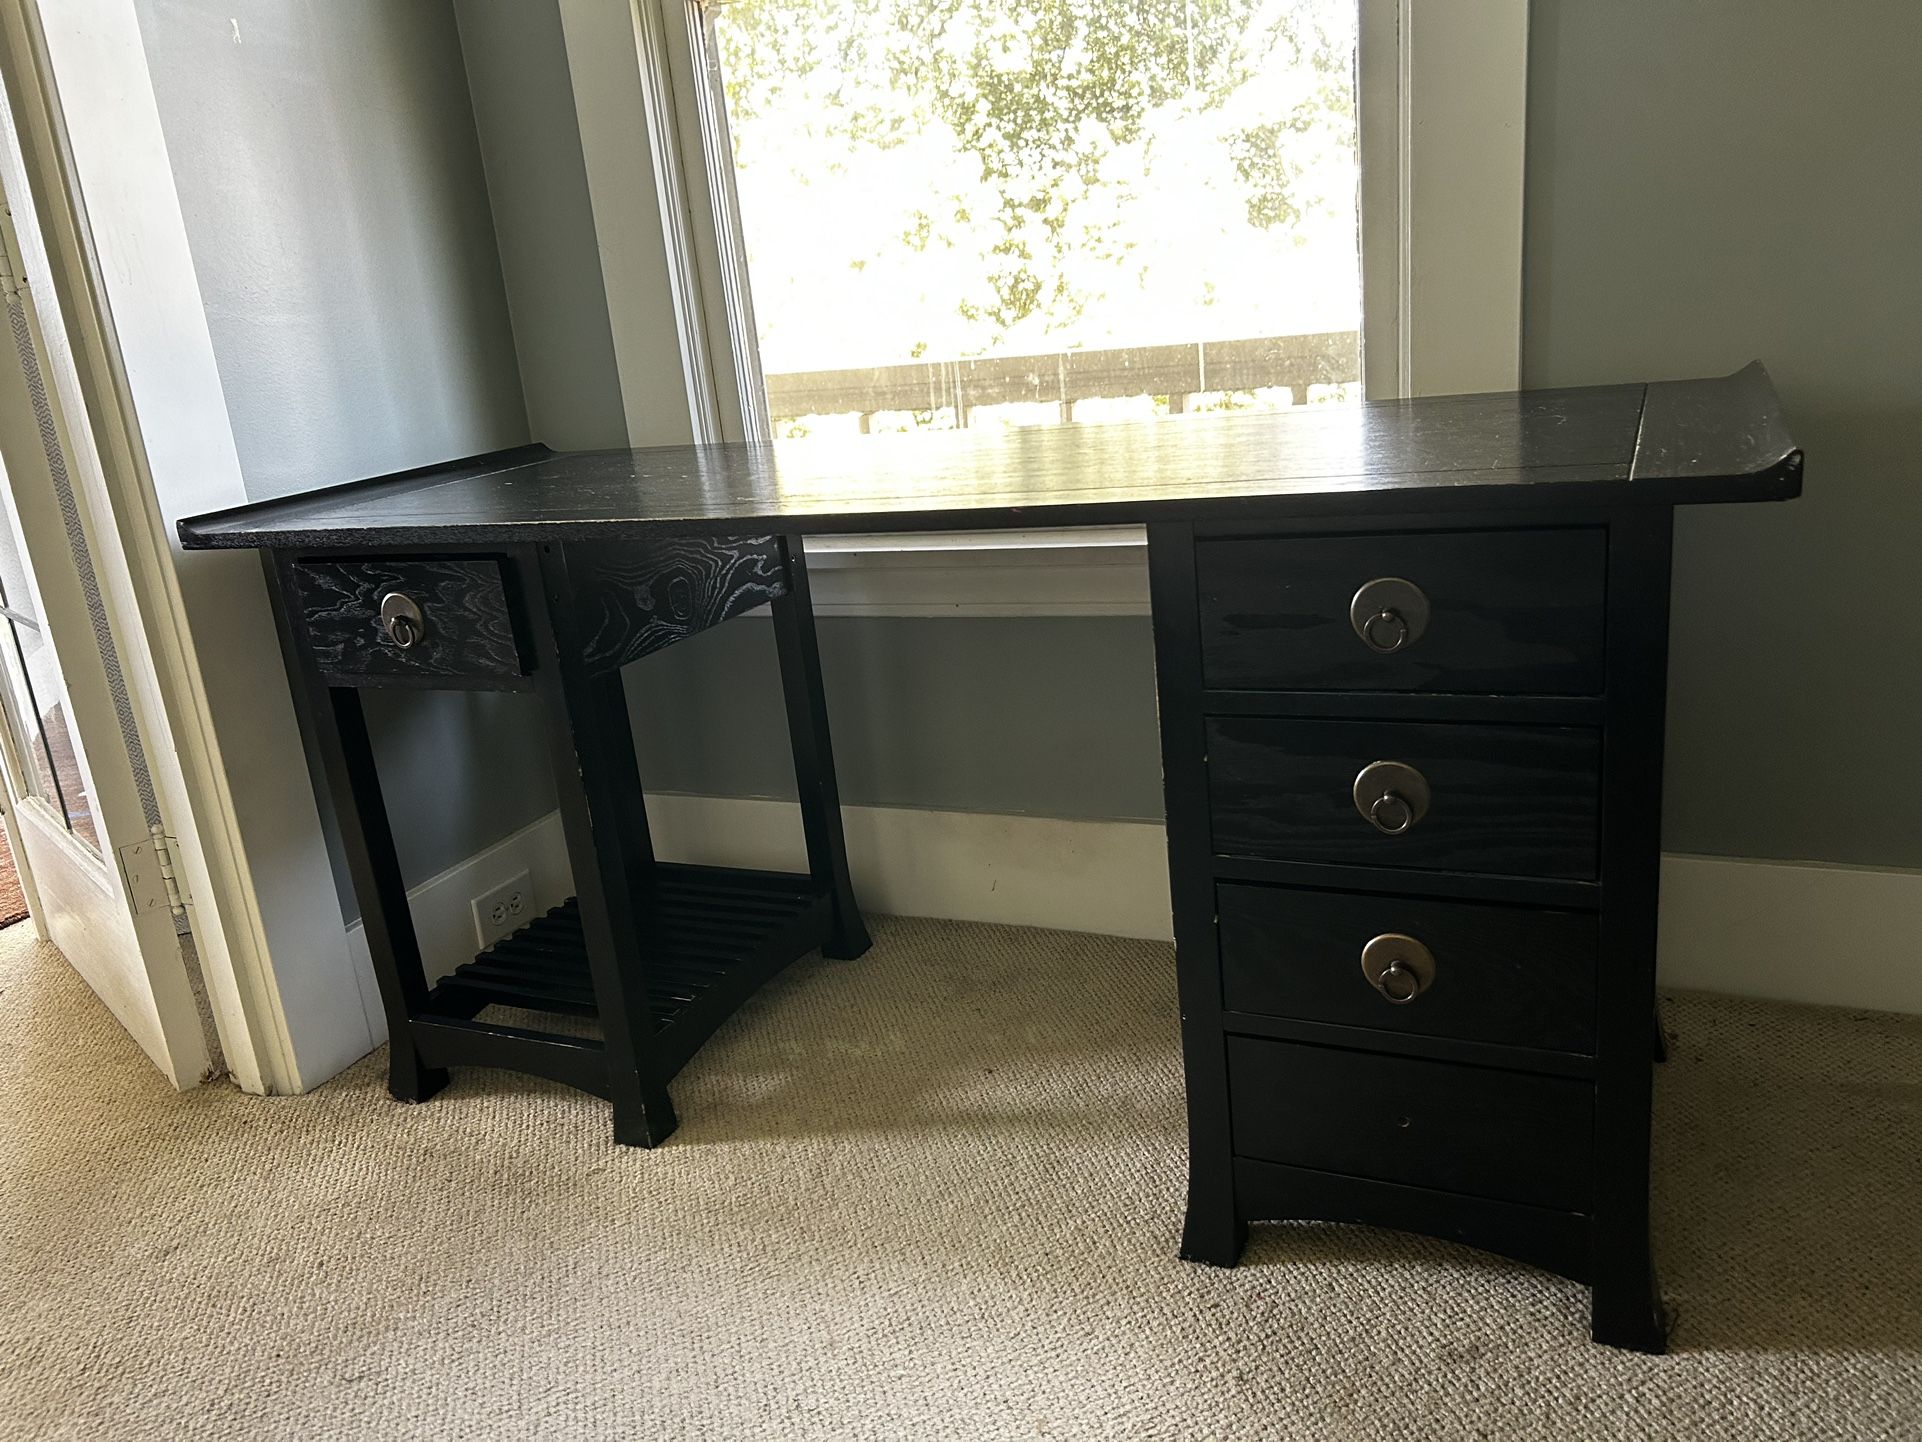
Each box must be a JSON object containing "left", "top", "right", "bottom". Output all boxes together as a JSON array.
[{"left": 713, "top": 0, "right": 1354, "bottom": 352}]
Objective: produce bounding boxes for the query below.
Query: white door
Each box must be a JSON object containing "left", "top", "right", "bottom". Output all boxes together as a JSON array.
[{"left": 0, "top": 191, "right": 215, "bottom": 1088}]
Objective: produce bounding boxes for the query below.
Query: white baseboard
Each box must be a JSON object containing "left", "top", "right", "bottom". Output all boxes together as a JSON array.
[
  {"left": 343, "top": 801, "right": 1919, "bottom": 1058},
  {"left": 1655, "top": 853, "right": 1921, "bottom": 1015},
  {"left": 644, "top": 793, "right": 1174, "bottom": 940}
]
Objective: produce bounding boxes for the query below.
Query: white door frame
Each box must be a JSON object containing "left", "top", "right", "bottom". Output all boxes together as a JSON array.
[
  {"left": 0, "top": 0, "right": 362, "bottom": 1094},
  {"left": 0, "top": 174, "right": 214, "bottom": 1086}
]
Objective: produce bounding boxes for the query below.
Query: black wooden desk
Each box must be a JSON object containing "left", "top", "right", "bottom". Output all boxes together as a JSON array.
[{"left": 180, "top": 364, "right": 1800, "bottom": 1352}]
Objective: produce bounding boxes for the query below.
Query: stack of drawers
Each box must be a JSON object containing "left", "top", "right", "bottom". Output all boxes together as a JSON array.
[{"left": 1148, "top": 511, "right": 1672, "bottom": 1352}]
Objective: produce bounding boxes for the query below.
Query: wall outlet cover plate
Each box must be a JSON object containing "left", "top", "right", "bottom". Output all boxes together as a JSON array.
[{"left": 471, "top": 869, "right": 532, "bottom": 950}]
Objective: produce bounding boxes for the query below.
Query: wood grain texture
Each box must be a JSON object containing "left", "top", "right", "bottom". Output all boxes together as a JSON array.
[
  {"left": 1632, "top": 365, "right": 1803, "bottom": 485},
  {"left": 567, "top": 535, "right": 787, "bottom": 675},
  {"left": 1206, "top": 717, "right": 1602, "bottom": 880},
  {"left": 176, "top": 365, "right": 1799, "bottom": 550},
  {"left": 1197, "top": 527, "right": 1606, "bottom": 694},
  {"left": 1216, "top": 883, "right": 1597, "bottom": 1055},
  {"left": 290, "top": 555, "right": 524, "bottom": 685},
  {"left": 1227, "top": 1035, "right": 1595, "bottom": 1211}
]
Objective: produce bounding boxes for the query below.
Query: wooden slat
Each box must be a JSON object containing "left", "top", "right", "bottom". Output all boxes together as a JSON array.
[{"left": 429, "top": 869, "right": 827, "bottom": 1038}]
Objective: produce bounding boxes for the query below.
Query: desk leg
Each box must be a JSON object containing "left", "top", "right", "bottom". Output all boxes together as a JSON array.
[
  {"left": 323, "top": 691, "right": 449, "bottom": 1103},
  {"left": 1148, "top": 524, "right": 1246, "bottom": 1268},
  {"left": 529, "top": 545, "right": 677, "bottom": 1148},
  {"left": 261, "top": 554, "right": 445, "bottom": 1104},
  {"left": 1589, "top": 508, "right": 1672, "bottom": 1354},
  {"left": 772, "top": 537, "right": 870, "bottom": 960}
]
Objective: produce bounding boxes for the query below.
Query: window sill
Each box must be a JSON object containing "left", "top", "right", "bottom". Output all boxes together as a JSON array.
[{"left": 800, "top": 527, "right": 1148, "bottom": 617}]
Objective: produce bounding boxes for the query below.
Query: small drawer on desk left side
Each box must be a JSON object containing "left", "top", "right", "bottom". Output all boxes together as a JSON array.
[{"left": 289, "top": 555, "right": 527, "bottom": 686}]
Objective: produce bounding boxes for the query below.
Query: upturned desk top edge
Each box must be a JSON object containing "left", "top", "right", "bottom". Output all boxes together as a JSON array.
[{"left": 177, "top": 363, "right": 1801, "bottom": 550}]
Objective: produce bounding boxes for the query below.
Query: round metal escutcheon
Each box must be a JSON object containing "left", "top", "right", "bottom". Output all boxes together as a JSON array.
[
  {"left": 378, "top": 590, "right": 427, "bottom": 649},
  {"left": 1360, "top": 932, "right": 1437, "bottom": 1004},
  {"left": 1349, "top": 576, "right": 1431, "bottom": 654},
  {"left": 1352, "top": 759, "right": 1431, "bottom": 835}
]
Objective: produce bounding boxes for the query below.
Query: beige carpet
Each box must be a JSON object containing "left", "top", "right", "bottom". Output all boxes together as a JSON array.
[{"left": 2, "top": 916, "right": 1917, "bottom": 1441}]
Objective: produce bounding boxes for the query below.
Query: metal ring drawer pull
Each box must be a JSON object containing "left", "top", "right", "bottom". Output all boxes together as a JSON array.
[
  {"left": 1369, "top": 792, "right": 1414, "bottom": 834},
  {"left": 378, "top": 591, "right": 426, "bottom": 649},
  {"left": 1349, "top": 577, "right": 1430, "bottom": 654},
  {"left": 1353, "top": 759, "right": 1430, "bottom": 835},
  {"left": 1360, "top": 932, "right": 1436, "bottom": 1004}
]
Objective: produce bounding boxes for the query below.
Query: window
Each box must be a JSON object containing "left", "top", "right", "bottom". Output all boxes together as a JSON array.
[
  {"left": 0, "top": 501, "right": 97, "bottom": 849},
  {"left": 703, "top": 0, "right": 1362, "bottom": 441}
]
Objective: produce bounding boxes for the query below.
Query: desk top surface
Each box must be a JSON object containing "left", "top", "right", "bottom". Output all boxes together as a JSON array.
[{"left": 178, "top": 364, "right": 1800, "bottom": 550}]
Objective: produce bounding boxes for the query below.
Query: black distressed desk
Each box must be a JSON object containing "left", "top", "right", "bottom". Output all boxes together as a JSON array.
[{"left": 179, "top": 364, "right": 1800, "bottom": 1352}]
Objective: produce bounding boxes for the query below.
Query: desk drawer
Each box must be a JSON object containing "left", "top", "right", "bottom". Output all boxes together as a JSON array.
[
  {"left": 1197, "top": 529, "right": 1606, "bottom": 694},
  {"left": 1227, "top": 1036, "right": 1593, "bottom": 1211},
  {"left": 290, "top": 556, "right": 526, "bottom": 685},
  {"left": 1207, "top": 717, "right": 1601, "bottom": 880},
  {"left": 1218, "top": 884, "right": 1596, "bottom": 1055}
]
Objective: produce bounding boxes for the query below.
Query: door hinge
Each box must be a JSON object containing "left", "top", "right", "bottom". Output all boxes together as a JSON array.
[
  {"left": 118, "top": 824, "right": 190, "bottom": 922},
  {"left": 0, "top": 201, "right": 22, "bottom": 302}
]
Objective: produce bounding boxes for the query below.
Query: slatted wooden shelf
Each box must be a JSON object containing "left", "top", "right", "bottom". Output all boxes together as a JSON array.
[{"left": 424, "top": 863, "right": 832, "bottom": 1081}]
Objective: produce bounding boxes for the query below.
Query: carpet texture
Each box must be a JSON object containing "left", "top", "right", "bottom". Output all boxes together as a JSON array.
[{"left": 2, "top": 915, "right": 1917, "bottom": 1441}]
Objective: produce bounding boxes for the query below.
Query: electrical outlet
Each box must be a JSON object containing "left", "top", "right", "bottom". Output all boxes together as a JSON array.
[{"left": 471, "top": 869, "right": 533, "bottom": 949}]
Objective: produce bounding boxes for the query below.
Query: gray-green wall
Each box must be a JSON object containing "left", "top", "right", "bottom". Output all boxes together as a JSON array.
[
  {"left": 135, "top": 0, "right": 552, "bottom": 890},
  {"left": 1525, "top": 0, "right": 1922, "bottom": 867},
  {"left": 453, "top": 0, "right": 627, "bottom": 451},
  {"left": 627, "top": 616, "right": 1164, "bottom": 820}
]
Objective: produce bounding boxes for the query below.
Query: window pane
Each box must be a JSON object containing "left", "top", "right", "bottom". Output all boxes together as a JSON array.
[
  {"left": 0, "top": 520, "right": 98, "bottom": 851},
  {"left": 711, "top": 0, "right": 1361, "bottom": 440}
]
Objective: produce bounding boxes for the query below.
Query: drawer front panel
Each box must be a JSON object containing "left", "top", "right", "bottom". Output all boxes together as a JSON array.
[
  {"left": 291, "top": 556, "right": 525, "bottom": 684},
  {"left": 568, "top": 535, "right": 787, "bottom": 675},
  {"left": 1207, "top": 717, "right": 1601, "bottom": 880},
  {"left": 1217, "top": 884, "right": 1597, "bottom": 1054},
  {"left": 1197, "top": 528, "right": 1606, "bottom": 694},
  {"left": 1227, "top": 1036, "right": 1593, "bottom": 1211}
]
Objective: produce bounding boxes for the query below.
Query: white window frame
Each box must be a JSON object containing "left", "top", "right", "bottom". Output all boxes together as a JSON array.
[{"left": 568, "top": 0, "right": 1529, "bottom": 616}]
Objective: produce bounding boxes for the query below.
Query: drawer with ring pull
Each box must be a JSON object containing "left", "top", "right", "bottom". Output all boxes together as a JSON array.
[
  {"left": 288, "top": 555, "right": 528, "bottom": 686},
  {"left": 1195, "top": 528, "right": 1606, "bottom": 695},
  {"left": 1217, "top": 882, "right": 1597, "bottom": 1054},
  {"left": 1205, "top": 716, "right": 1601, "bottom": 880}
]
